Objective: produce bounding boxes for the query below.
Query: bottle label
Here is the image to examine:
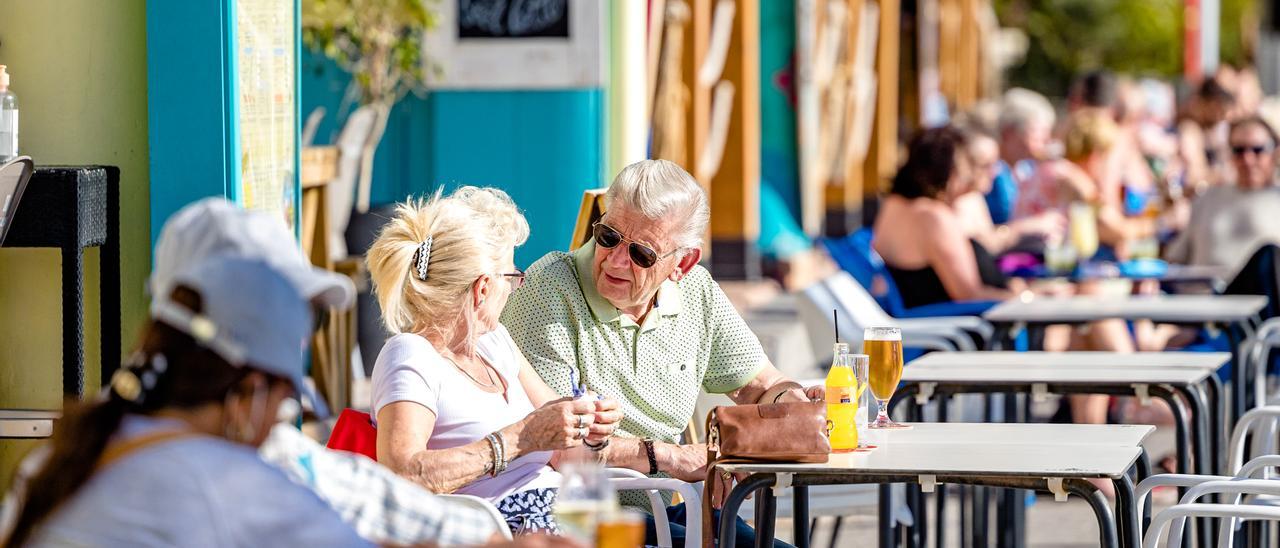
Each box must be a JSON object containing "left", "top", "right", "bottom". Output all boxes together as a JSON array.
[{"left": 826, "top": 386, "right": 852, "bottom": 404}]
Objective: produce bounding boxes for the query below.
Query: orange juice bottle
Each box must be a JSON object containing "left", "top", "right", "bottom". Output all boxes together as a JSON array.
[{"left": 825, "top": 343, "right": 858, "bottom": 452}]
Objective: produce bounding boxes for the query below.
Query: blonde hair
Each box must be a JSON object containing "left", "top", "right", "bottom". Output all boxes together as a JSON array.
[
  {"left": 1064, "top": 110, "right": 1118, "bottom": 162},
  {"left": 366, "top": 186, "right": 529, "bottom": 336},
  {"left": 605, "top": 159, "right": 709, "bottom": 249}
]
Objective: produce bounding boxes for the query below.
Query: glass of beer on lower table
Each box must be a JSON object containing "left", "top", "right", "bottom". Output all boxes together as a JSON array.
[{"left": 864, "top": 327, "right": 909, "bottom": 429}]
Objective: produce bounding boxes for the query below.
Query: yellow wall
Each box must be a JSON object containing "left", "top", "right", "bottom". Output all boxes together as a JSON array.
[{"left": 0, "top": 0, "right": 149, "bottom": 488}]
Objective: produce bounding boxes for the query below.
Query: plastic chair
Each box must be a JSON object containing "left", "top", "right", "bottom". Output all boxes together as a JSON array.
[
  {"left": 819, "top": 229, "right": 996, "bottom": 341},
  {"left": 1143, "top": 503, "right": 1280, "bottom": 548},
  {"left": 1136, "top": 406, "right": 1280, "bottom": 546},
  {"left": 439, "top": 494, "right": 514, "bottom": 540}
]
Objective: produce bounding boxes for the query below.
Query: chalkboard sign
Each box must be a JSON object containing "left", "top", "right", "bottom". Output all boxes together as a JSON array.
[{"left": 458, "top": 0, "right": 570, "bottom": 39}]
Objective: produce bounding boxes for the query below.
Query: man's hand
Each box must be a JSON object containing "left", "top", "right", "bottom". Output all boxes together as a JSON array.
[{"left": 657, "top": 442, "right": 708, "bottom": 482}]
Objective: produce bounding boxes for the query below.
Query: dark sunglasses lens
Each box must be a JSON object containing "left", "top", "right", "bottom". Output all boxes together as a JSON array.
[
  {"left": 628, "top": 243, "right": 658, "bottom": 268},
  {"left": 594, "top": 224, "right": 622, "bottom": 248},
  {"left": 1233, "top": 145, "right": 1270, "bottom": 156}
]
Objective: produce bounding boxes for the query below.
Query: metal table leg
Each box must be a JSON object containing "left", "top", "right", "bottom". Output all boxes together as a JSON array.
[
  {"left": 756, "top": 484, "right": 777, "bottom": 548},
  {"left": 794, "top": 485, "right": 810, "bottom": 548},
  {"left": 1136, "top": 449, "right": 1152, "bottom": 534},
  {"left": 1112, "top": 473, "right": 1139, "bottom": 548},
  {"left": 880, "top": 483, "right": 894, "bottom": 548},
  {"left": 1226, "top": 322, "right": 1246, "bottom": 424},
  {"left": 1203, "top": 373, "right": 1226, "bottom": 475},
  {"left": 1066, "top": 479, "right": 1120, "bottom": 548},
  {"left": 719, "top": 474, "right": 776, "bottom": 548}
]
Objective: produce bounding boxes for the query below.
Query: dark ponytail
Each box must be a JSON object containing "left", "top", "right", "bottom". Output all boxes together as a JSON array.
[{"left": 4, "top": 287, "right": 250, "bottom": 546}]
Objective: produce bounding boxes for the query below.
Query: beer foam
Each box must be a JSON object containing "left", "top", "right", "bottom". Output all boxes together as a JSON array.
[{"left": 863, "top": 328, "right": 901, "bottom": 341}]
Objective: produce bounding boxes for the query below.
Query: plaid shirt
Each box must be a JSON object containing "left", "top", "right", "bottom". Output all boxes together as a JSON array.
[
  {"left": 2, "top": 425, "right": 498, "bottom": 546},
  {"left": 260, "top": 424, "right": 499, "bottom": 546}
]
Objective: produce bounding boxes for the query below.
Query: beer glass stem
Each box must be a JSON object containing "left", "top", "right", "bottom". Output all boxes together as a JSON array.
[{"left": 876, "top": 398, "right": 890, "bottom": 424}]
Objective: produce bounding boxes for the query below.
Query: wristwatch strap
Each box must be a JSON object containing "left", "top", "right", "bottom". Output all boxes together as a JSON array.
[{"left": 641, "top": 437, "right": 658, "bottom": 474}]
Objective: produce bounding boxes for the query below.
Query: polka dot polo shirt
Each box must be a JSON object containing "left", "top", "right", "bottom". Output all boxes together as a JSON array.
[{"left": 499, "top": 241, "right": 767, "bottom": 446}]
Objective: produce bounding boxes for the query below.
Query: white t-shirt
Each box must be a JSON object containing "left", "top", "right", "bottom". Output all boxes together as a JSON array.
[
  {"left": 371, "top": 325, "right": 561, "bottom": 502},
  {"left": 28, "top": 415, "right": 369, "bottom": 548}
]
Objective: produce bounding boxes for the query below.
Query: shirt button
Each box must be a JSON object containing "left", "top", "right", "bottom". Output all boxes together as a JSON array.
[{"left": 680, "top": 364, "right": 686, "bottom": 371}]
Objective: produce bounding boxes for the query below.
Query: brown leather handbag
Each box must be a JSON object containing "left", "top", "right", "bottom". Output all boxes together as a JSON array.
[{"left": 701, "top": 402, "right": 829, "bottom": 546}]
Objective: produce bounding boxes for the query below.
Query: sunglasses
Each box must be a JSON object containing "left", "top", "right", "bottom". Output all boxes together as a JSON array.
[
  {"left": 593, "top": 222, "right": 680, "bottom": 269},
  {"left": 502, "top": 270, "right": 526, "bottom": 290},
  {"left": 1231, "top": 144, "right": 1274, "bottom": 157}
]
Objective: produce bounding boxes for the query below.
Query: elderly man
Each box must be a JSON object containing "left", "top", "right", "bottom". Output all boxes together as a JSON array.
[{"left": 501, "top": 159, "right": 813, "bottom": 547}]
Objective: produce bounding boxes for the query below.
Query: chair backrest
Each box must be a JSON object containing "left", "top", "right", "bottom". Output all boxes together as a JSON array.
[
  {"left": 0, "top": 156, "right": 34, "bottom": 246},
  {"left": 824, "top": 271, "right": 897, "bottom": 327},
  {"left": 326, "top": 408, "right": 378, "bottom": 460},
  {"left": 1226, "top": 244, "right": 1280, "bottom": 320},
  {"left": 569, "top": 189, "right": 607, "bottom": 251},
  {"left": 819, "top": 228, "right": 909, "bottom": 316}
]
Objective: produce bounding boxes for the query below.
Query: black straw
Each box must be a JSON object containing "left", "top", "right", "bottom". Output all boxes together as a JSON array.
[{"left": 833, "top": 309, "right": 839, "bottom": 344}]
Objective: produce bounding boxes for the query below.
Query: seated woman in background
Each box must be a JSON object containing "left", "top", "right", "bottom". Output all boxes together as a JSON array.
[
  {"left": 952, "top": 126, "right": 1066, "bottom": 256},
  {"left": 366, "top": 187, "right": 624, "bottom": 536},
  {"left": 4, "top": 256, "right": 370, "bottom": 547},
  {"left": 873, "top": 125, "right": 1020, "bottom": 309}
]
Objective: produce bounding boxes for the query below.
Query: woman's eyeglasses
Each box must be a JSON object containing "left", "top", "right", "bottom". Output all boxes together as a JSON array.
[
  {"left": 502, "top": 270, "right": 526, "bottom": 290},
  {"left": 592, "top": 222, "right": 680, "bottom": 269}
]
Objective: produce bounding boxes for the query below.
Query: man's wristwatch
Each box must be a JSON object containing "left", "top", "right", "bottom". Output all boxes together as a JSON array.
[{"left": 641, "top": 437, "right": 658, "bottom": 474}]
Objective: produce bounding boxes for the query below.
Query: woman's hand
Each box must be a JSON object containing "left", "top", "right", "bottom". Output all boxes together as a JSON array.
[
  {"left": 516, "top": 398, "right": 596, "bottom": 452},
  {"left": 586, "top": 397, "right": 623, "bottom": 443}
]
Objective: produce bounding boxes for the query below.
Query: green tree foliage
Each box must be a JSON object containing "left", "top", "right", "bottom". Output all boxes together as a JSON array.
[{"left": 994, "top": 0, "right": 1257, "bottom": 97}]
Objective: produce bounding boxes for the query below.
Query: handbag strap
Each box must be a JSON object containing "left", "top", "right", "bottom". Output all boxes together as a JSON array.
[
  {"left": 702, "top": 406, "right": 771, "bottom": 548},
  {"left": 97, "top": 429, "right": 205, "bottom": 471}
]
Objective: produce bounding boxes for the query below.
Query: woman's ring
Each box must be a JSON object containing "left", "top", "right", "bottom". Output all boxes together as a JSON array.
[
  {"left": 575, "top": 414, "right": 588, "bottom": 428},
  {"left": 577, "top": 427, "right": 589, "bottom": 440}
]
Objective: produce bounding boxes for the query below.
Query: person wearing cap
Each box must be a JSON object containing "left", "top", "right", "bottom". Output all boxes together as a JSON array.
[
  {"left": 147, "top": 198, "right": 511, "bottom": 545},
  {"left": 3, "top": 256, "right": 373, "bottom": 547},
  {"left": 365, "top": 187, "right": 627, "bottom": 535},
  {"left": 0, "top": 198, "right": 517, "bottom": 547}
]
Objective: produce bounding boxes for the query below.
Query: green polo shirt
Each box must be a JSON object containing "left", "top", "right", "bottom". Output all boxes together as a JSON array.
[{"left": 499, "top": 242, "right": 767, "bottom": 445}]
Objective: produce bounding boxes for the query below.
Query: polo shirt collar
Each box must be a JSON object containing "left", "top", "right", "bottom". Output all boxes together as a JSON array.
[{"left": 573, "top": 241, "right": 682, "bottom": 330}]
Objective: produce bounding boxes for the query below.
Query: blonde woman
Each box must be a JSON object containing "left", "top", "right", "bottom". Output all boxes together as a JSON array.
[{"left": 366, "top": 187, "right": 623, "bottom": 535}]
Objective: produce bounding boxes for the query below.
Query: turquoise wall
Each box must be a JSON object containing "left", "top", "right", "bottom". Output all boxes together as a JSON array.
[{"left": 301, "top": 51, "right": 605, "bottom": 268}]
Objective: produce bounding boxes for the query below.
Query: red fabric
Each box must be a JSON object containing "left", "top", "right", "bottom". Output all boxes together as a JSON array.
[{"left": 326, "top": 408, "right": 378, "bottom": 460}]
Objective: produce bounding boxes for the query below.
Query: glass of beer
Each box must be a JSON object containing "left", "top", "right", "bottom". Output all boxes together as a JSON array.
[
  {"left": 864, "top": 327, "right": 907, "bottom": 429},
  {"left": 596, "top": 508, "right": 646, "bottom": 548}
]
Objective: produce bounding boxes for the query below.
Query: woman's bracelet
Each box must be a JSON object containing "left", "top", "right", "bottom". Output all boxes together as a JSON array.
[{"left": 485, "top": 433, "right": 507, "bottom": 477}]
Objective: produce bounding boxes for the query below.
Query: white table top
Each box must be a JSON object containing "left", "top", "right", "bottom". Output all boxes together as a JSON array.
[
  {"left": 983, "top": 295, "right": 1267, "bottom": 324},
  {"left": 875, "top": 422, "right": 1154, "bottom": 447},
  {"left": 717, "top": 442, "right": 1141, "bottom": 479},
  {"left": 909, "top": 351, "right": 1230, "bottom": 371},
  {"left": 900, "top": 365, "right": 1210, "bottom": 385}
]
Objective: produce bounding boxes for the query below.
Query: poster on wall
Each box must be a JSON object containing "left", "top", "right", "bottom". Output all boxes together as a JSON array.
[{"left": 236, "top": 0, "right": 297, "bottom": 229}]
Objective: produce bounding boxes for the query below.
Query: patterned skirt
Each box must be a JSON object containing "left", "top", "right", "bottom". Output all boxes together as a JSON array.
[{"left": 496, "top": 487, "right": 560, "bottom": 536}]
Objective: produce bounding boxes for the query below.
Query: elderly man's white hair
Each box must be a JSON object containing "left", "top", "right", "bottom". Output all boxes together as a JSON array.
[
  {"left": 998, "top": 87, "right": 1056, "bottom": 135},
  {"left": 604, "top": 159, "right": 710, "bottom": 250}
]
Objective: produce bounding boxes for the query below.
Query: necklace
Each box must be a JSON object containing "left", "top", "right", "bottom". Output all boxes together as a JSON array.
[{"left": 444, "top": 355, "right": 498, "bottom": 389}]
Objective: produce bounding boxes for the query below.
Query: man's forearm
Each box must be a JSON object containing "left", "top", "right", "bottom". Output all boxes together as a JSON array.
[{"left": 604, "top": 437, "right": 706, "bottom": 481}]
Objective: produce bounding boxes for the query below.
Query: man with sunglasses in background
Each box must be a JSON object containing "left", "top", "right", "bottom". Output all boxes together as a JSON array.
[
  {"left": 501, "top": 159, "right": 818, "bottom": 547},
  {"left": 1166, "top": 115, "right": 1280, "bottom": 276}
]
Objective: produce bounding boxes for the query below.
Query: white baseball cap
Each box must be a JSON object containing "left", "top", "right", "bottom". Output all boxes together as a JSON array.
[
  {"left": 150, "top": 198, "right": 354, "bottom": 310},
  {"left": 152, "top": 254, "right": 325, "bottom": 418}
]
